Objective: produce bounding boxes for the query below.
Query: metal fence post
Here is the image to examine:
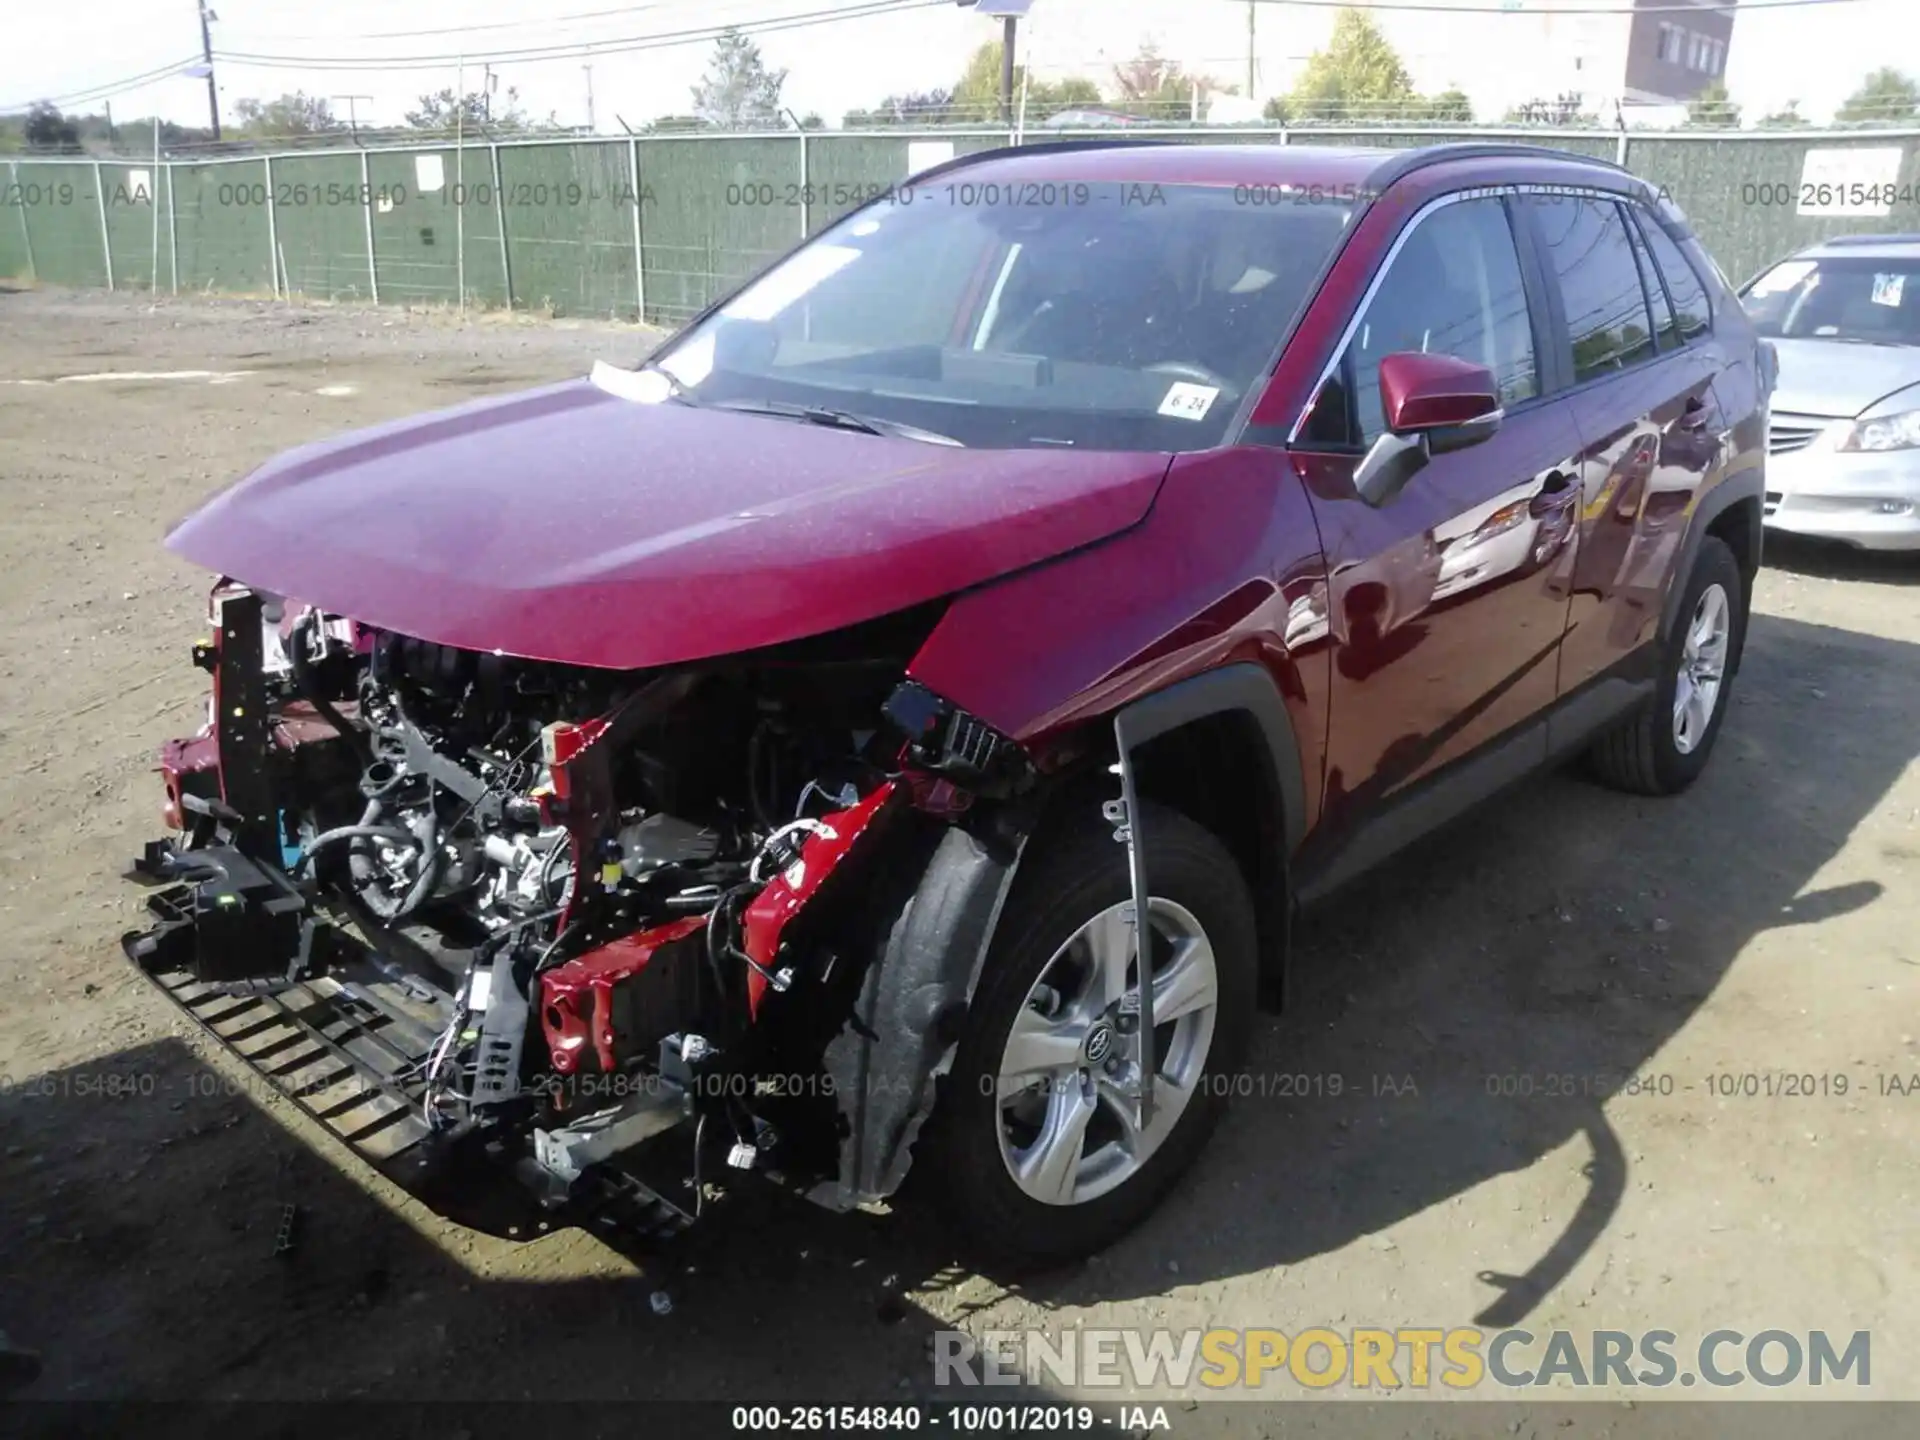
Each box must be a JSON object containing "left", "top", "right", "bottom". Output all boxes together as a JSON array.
[
  {"left": 360, "top": 149, "right": 379, "bottom": 304},
  {"left": 1616, "top": 130, "right": 1630, "bottom": 167},
  {"left": 455, "top": 143, "right": 467, "bottom": 312},
  {"left": 796, "top": 128, "right": 809, "bottom": 241},
  {"left": 93, "top": 159, "right": 114, "bottom": 291},
  {"left": 629, "top": 135, "right": 646, "bottom": 324},
  {"left": 166, "top": 162, "right": 179, "bottom": 295},
  {"left": 9, "top": 161, "right": 36, "bottom": 284},
  {"left": 149, "top": 167, "right": 161, "bottom": 292},
  {"left": 492, "top": 142, "right": 512, "bottom": 311},
  {"left": 264, "top": 154, "right": 282, "bottom": 298}
]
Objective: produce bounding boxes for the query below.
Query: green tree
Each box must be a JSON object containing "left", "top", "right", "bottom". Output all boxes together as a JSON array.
[
  {"left": 231, "top": 92, "right": 345, "bottom": 138},
  {"left": 690, "top": 28, "right": 787, "bottom": 128},
  {"left": 1110, "top": 41, "right": 1215, "bottom": 121},
  {"left": 843, "top": 89, "right": 956, "bottom": 128},
  {"left": 1288, "top": 8, "right": 1416, "bottom": 123},
  {"left": 1685, "top": 81, "right": 1741, "bottom": 129},
  {"left": 1413, "top": 87, "right": 1474, "bottom": 123},
  {"left": 1835, "top": 67, "right": 1919, "bottom": 125},
  {"left": 1757, "top": 100, "right": 1811, "bottom": 128},
  {"left": 953, "top": 41, "right": 1098, "bottom": 122},
  {"left": 23, "top": 101, "right": 81, "bottom": 152},
  {"left": 404, "top": 86, "right": 549, "bottom": 133},
  {"left": 1262, "top": 95, "right": 1290, "bottom": 123}
]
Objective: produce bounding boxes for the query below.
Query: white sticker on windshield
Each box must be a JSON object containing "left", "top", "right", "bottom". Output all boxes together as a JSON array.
[
  {"left": 1872, "top": 272, "right": 1906, "bottom": 307},
  {"left": 1749, "top": 260, "right": 1816, "bottom": 297},
  {"left": 1158, "top": 382, "right": 1220, "bottom": 421}
]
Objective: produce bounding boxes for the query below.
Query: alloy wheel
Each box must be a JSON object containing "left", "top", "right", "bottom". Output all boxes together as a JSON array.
[
  {"left": 993, "top": 898, "right": 1219, "bottom": 1207},
  {"left": 1672, "top": 581, "right": 1731, "bottom": 755}
]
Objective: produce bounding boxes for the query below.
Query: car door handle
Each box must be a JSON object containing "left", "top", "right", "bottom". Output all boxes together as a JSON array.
[{"left": 1528, "top": 469, "right": 1576, "bottom": 517}]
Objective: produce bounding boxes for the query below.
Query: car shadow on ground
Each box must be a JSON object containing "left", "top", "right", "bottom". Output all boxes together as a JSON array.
[
  {"left": 1010, "top": 606, "right": 1912, "bottom": 1319},
  {"left": 0, "top": 613, "right": 1913, "bottom": 1408},
  {"left": 1763, "top": 532, "right": 1919, "bottom": 586}
]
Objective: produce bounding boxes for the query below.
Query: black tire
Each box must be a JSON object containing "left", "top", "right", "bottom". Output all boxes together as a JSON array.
[
  {"left": 924, "top": 800, "right": 1258, "bottom": 1268},
  {"left": 1587, "top": 535, "right": 1745, "bottom": 796}
]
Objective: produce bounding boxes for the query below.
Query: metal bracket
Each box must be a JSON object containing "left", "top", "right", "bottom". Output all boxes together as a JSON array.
[{"left": 1108, "top": 720, "right": 1154, "bottom": 1125}]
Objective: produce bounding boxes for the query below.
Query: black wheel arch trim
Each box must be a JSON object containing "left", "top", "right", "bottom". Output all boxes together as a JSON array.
[
  {"left": 1114, "top": 662, "right": 1304, "bottom": 1011},
  {"left": 1112, "top": 661, "right": 1308, "bottom": 857},
  {"left": 1659, "top": 469, "right": 1764, "bottom": 654}
]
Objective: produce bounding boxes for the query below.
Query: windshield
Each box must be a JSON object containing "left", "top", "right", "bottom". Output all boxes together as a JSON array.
[
  {"left": 1741, "top": 254, "right": 1920, "bottom": 346},
  {"left": 647, "top": 181, "right": 1355, "bottom": 450}
]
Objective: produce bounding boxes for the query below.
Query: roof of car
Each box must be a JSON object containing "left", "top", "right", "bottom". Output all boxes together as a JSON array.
[
  {"left": 1797, "top": 234, "right": 1920, "bottom": 260},
  {"left": 925, "top": 139, "right": 1635, "bottom": 194}
]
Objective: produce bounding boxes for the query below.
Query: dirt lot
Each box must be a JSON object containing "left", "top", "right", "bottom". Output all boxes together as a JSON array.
[{"left": 1, "top": 285, "right": 1917, "bottom": 1426}]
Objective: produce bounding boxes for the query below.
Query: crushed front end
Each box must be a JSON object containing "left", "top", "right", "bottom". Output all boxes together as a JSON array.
[{"left": 124, "top": 585, "right": 1033, "bottom": 1242}]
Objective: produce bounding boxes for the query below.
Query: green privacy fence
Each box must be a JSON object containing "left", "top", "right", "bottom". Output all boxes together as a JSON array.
[{"left": 5, "top": 127, "right": 1919, "bottom": 326}]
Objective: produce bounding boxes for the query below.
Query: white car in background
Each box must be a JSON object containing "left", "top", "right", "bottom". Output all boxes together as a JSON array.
[{"left": 1741, "top": 235, "right": 1920, "bottom": 551}]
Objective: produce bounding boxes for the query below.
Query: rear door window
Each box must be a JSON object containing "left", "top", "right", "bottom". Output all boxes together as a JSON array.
[{"left": 1525, "top": 194, "right": 1659, "bottom": 383}]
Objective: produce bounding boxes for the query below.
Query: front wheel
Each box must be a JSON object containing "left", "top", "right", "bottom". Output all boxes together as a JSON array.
[{"left": 925, "top": 801, "right": 1257, "bottom": 1267}]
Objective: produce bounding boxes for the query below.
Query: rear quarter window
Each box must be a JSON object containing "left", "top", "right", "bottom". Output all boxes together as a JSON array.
[{"left": 1636, "top": 214, "right": 1712, "bottom": 343}]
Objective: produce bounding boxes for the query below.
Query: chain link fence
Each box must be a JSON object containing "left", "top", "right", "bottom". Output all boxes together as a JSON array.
[{"left": 5, "top": 127, "right": 1919, "bottom": 326}]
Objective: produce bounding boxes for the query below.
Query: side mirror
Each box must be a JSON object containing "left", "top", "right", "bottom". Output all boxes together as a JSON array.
[{"left": 1353, "top": 352, "right": 1504, "bottom": 507}]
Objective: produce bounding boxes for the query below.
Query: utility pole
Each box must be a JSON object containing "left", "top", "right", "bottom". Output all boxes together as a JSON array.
[
  {"left": 332, "top": 94, "right": 371, "bottom": 139},
  {"left": 482, "top": 64, "right": 494, "bottom": 124},
  {"left": 1247, "top": 1, "right": 1256, "bottom": 103},
  {"left": 583, "top": 64, "right": 596, "bottom": 133},
  {"left": 1001, "top": 15, "right": 1018, "bottom": 124},
  {"left": 197, "top": 0, "right": 221, "bottom": 140}
]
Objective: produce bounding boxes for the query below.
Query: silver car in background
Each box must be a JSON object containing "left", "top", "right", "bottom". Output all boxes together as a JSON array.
[{"left": 1741, "top": 235, "right": 1920, "bottom": 551}]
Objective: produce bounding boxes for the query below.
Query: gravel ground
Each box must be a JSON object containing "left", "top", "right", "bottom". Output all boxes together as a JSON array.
[{"left": 1, "top": 285, "right": 1917, "bottom": 1430}]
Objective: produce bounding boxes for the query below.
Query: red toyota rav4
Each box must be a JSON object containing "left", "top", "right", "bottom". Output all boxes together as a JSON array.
[{"left": 127, "top": 142, "right": 1769, "bottom": 1265}]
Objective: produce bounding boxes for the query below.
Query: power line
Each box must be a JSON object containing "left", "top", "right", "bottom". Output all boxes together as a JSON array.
[
  {"left": 212, "top": 0, "right": 945, "bottom": 71},
  {"left": 1240, "top": 0, "right": 1871, "bottom": 13},
  {"left": 0, "top": 55, "right": 206, "bottom": 115},
  {"left": 221, "top": 0, "right": 699, "bottom": 44}
]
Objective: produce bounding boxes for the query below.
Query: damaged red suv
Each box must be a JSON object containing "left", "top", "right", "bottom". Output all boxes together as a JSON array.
[{"left": 127, "top": 141, "right": 1769, "bottom": 1265}]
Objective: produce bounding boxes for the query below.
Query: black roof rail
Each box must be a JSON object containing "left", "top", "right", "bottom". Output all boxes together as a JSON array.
[
  {"left": 907, "top": 135, "right": 1190, "bottom": 186},
  {"left": 1817, "top": 232, "right": 1920, "bottom": 247},
  {"left": 908, "top": 137, "right": 1644, "bottom": 201},
  {"left": 1364, "top": 141, "right": 1635, "bottom": 193}
]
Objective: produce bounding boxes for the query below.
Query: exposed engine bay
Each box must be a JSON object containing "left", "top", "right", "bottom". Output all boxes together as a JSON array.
[{"left": 124, "top": 584, "right": 1038, "bottom": 1239}]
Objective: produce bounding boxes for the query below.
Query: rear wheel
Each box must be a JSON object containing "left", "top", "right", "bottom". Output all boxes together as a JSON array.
[
  {"left": 926, "top": 801, "right": 1257, "bottom": 1267},
  {"left": 1588, "top": 535, "right": 1745, "bottom": 795}
]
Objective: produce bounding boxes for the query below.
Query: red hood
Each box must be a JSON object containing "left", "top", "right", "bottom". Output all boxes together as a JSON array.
[{"left": 167, "top": 379, "right": 1172, "bottom": 669}]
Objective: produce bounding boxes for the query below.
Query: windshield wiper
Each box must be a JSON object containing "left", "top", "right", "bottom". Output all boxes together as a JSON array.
[
  {"left": 645, "top": 363, "right": 702, "bottom": 402},
  {"left": 709, "top": 397, "right": 963, "bottom": 446}
]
